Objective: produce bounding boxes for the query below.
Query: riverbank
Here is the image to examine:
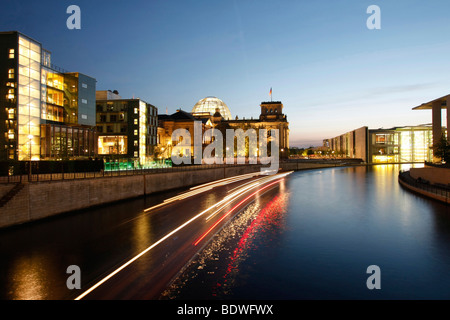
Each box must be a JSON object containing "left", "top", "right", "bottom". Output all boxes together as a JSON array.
[
  {"left": 398, "top": 169, "right": 450, "bottom": 204},
  {"left": 0, "top": 161, "right": 348, "bottom": 229}
]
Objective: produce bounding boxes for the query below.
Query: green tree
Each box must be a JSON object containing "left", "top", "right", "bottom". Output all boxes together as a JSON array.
[{"left": 432, "top": 133, "right": 450, "bottom": 163}]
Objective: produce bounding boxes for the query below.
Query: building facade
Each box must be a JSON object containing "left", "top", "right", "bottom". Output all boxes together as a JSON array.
[
  {"left": 324, "top": 127, "right": 369, "bottom": 162},
  {"left": 157, "top": 109, "right": 212, "bottom": 160},
  {"left": 324, "top": 125, "right": 446, "bottom": 164},
  {"left": 96, "top": 91, "right": 158, "bottom": 165},
  {"left": 158, "top": 97, "right": 290, "bottom": 160},
  {"left": 413, "top": 94, "right": 449, "bottom": 162},
  {"left": 0, "top": 31, "right": 97, "bottom": 161}
]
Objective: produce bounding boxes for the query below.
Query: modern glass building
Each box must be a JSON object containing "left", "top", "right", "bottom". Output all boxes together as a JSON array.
[
  {"left": 324, "top": 125, "right": 447, "bottom": 164},
  {"left": 96, "top": 92, "right": 158, "bottom": 166},
  {"left": 0, "top": 31, "right": 97, "bottom": 161},
  {"left": 369, "top": 126, "right": 437, "bottom": 163}
]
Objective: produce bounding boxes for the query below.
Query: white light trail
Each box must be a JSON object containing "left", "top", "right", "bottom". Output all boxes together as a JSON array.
[{"left": 74, "top": 171, "right": 292, "bottom": 300}]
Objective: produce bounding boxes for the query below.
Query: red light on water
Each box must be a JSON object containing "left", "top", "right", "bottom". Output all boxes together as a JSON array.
[{"left": 193, "top": 179, "right": 284, "bottom": 246}]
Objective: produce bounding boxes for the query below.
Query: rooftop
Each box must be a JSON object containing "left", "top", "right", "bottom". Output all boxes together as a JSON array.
[{"left": 412, "top": 94, "right": 449, "bottom": 110}]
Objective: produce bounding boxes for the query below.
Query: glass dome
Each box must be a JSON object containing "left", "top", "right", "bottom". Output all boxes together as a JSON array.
[{"left": 192, "top": 96, "right": 232, "bottom": 120}]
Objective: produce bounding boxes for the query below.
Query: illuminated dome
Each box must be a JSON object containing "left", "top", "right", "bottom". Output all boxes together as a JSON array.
[{"left": 192, "top": 96, "right": 232, "bottom": 120}]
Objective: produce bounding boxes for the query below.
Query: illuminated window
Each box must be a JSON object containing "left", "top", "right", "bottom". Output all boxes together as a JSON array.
[
  {"left": 17, "top": 35, "right": 41, "bottom": 161},
  {"left": 134, "top": 140, "right": 138, "bottom": 147},
  {"left": 98, "top": 136, "right": 127, "bottom": 155},
  {"left": 6, "top": 89, "right": 15, "bottom": 100},
  {"left": 134, "top": 108, "right": 138, "bottom": 114},
  {"left": 9, "top": 49, "right": 14, "bottom": 59},
  {"left": 7, "top": 109, "right": 15, "bottom": 119},
  {"left": 8, "top": 69, "right": 14, "bottom": 79},
  {"left": 134, "top": 118, "right": 138, "bottom": 125},
  {"left": 134, "top": 151, "right": 138, "bottom": 157},
  {"left": 134, "top": 129, "right": 138, "bottom": 135},
  {"left": 7, "top": 130, "right": 15, "bottom": 140}
]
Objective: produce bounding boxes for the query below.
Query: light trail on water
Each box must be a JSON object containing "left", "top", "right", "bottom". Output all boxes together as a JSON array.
[{"left": 74, "top": 171, "right": 292, "bottom": 300}]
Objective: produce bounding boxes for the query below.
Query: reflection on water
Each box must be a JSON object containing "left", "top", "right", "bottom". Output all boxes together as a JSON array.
[
  {"left": 161, "top": 183, "right": 289, "bottom": 299},
  {"left": 163, "top": 164, "right": 450, "bottom": 300},
  {"left": 1, "top": 164, "right": 448, "bottom": 300},
  {"left": 8, "top": 254, "right": 52, "bottom": 300}
]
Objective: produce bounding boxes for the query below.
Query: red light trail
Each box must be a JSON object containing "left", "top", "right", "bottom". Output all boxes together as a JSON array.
[{"left": 193, "top": 178, "right": 284, "bottom": 246}]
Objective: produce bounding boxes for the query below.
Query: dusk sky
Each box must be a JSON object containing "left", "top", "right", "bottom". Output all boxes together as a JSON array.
[{"left": 1, "top": 0, "right": 450, "bottom": 147}]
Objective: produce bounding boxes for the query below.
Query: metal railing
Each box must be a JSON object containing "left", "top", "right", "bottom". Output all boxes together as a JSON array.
[
  {"left": 0, "top": 163, "right": 266, "bottom": 184},
  {"left": 0, "top": 159, "right": 356, "bottom": 184},
  {"left": 398, "top": 170, "right": 450, "bottom": 201}
]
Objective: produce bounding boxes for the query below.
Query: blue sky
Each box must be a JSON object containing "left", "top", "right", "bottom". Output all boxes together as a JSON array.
[{"left": 1, "top": 0, "right": 450, "bottom": 147}]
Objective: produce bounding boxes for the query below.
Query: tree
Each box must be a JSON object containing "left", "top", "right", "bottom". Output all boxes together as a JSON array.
[{"left": 431, "top": 133, "right": 450, "bottom": 163}]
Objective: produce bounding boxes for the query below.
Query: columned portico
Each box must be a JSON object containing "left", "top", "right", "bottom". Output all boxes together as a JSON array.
[{"left": 413, "top": 94, "right": 449, "bottom": 162}]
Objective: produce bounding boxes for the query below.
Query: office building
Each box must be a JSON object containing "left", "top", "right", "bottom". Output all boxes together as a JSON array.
[
  {"left": 0, "top": 31, "right": 97, "bottom": 161},
  {"left": 324, "top": 125, "right": 447, "bottom": 164},
  {"left": 96, "top": 91, "right": 158, "bottom": 165}
]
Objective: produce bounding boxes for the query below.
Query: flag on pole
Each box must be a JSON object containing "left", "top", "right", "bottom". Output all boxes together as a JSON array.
[
  {"left": 166, "top": 107, "right": 168, "bottom": 114},
  {"left": 269, "top": 87, "right": 272, "bottom": 101}
]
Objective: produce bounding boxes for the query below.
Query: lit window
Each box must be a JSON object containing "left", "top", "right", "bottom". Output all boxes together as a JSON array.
[
  {"left": 6, "top": 89, "right": 15, "bottom": 99},
  {"left": 8, "top": 69, "right": 14, "bottom": 79},
  {"left": 7, "top": 109, "right": 15, "bottom": 119},
  {"left": 134, "top": 129, "right": 138, "bottom": 135},
  {"left": 134, "top": 140, "right": 138, "bottom": 146},
  {"left": 134, "top": 119, "right": 138, "bottom": 125},
  {"left": 134, "top": 108, "right": 138, "bottom": 114},
  {"left": 9, "top": 49, "right": 14, "bottom": 59},
  {"left": 134, "top": 151, "right": 138, "bottom": 157}
]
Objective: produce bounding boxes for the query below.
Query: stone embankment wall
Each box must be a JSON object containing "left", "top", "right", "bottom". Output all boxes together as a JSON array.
[{"left": 0, "top": 162, "right": 342, "bottom": 229}]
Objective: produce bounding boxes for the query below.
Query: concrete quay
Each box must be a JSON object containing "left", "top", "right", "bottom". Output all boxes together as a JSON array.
[{"left": 0, "top": 160, "right": 350, "bottom": 229}]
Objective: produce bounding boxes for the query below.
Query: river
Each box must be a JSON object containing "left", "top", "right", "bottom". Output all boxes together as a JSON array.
[
  {"left": 1, "top": 164, "right": 449, "bottom": 300},
  {"left": 162, "top": 164, "right": 450, "bottom": 300}
]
